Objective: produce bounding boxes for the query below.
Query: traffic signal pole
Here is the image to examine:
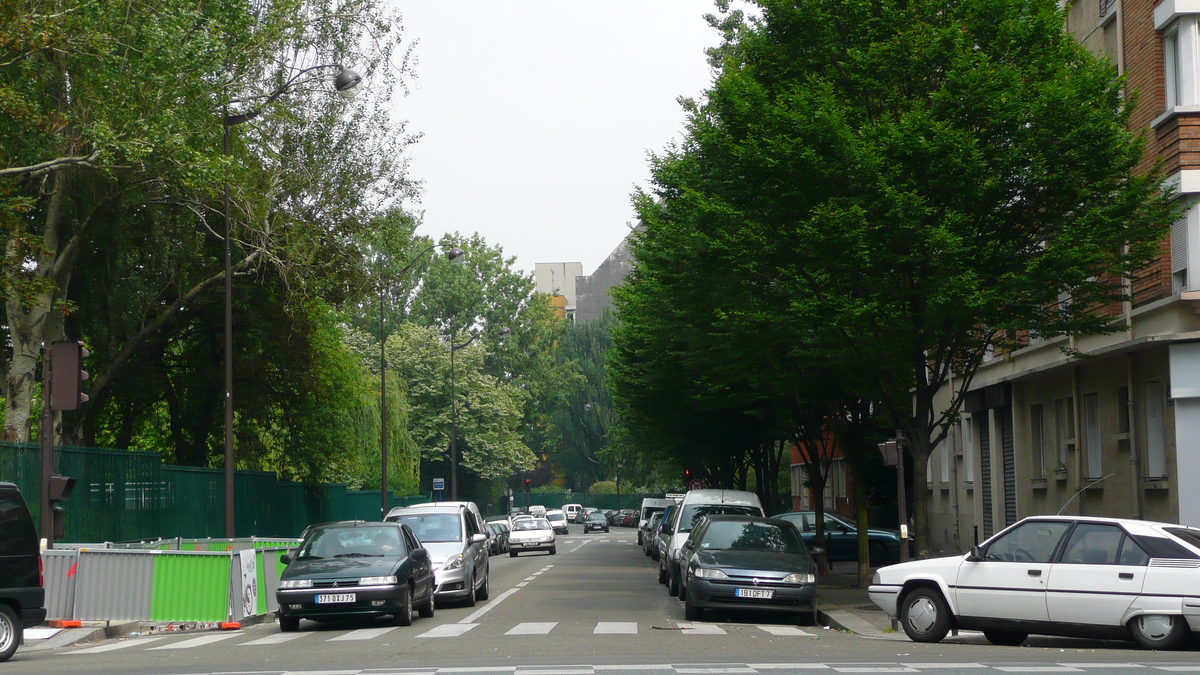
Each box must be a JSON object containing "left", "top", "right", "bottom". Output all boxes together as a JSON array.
[{"left": 39, "top": 349, "right": 54, "bottom": 550}]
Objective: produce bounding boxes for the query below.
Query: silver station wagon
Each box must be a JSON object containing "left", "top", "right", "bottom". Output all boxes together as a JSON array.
[{"left": 868, "top": 515, "right": 1200, "bottom": 649}]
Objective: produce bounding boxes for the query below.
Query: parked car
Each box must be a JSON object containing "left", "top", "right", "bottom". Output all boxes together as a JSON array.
[
  {"left": 642, "top": 512, "right": 663, "bottom": 557},
  {"left": 638, "top": 498, "right": 675, "bottom": 544},
  {"left": 583, "top": 511, "right": 610, "bottom": 534},
  {"left": 508, "top": 517, "right": 557, "bottom": 555},
  {"left": 620, "top": 510, "right": 637, "bottom": 527},
  {"left": 275, "top": 521, "right": 435, "bottom": 631},
  {"left": 775, "top": 511, "right": 906, "bottom": 567},
  {"left": 869, "top": 515, "right": 1200, "bottom": 649},
  {"left": 654, "top": 503, "right": 679, "bottom": 568},
  {"left": 563, "top": 503, "right": 583, "bottom": 523},
  {"left": 484, "top": 523, "right": 506, "bottom": 555},
  {"left": 0, "top": 482, "right": 46, "bottom": 662},
  {"left": 662, "top": 490, "right": 765, "bottom": 598},
  {"left": 546, "top": 509, "right": 570, "bottom": 535},
  {"left": 490, "top": 522, "right": 510, "bottom": 554},
  {"left": 678, "top": 515, "right": 820, "bottom": 624},
  {"left": 385, "top": 504, "right": 491, "bottom": 607}
]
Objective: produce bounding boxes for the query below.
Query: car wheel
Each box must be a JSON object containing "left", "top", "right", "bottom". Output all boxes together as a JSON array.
[
  {"left": 0, "top": 604, "right": 21, "bottom": 662},
  {"left": 983, "top": 629, "right": 1027, "bottom": 646},
  {"left": 658, "top": 559, "right": 667, "bottom": 584},
  {"left": 278, "top": 615, "right": 300, "bottom": 633},
  {"left": 900, "top": 587, "right": 951, "bottom": 643},
  {"left": 678, "top": 577, "right": 687, "bottom": 602},
  {"left": 667, "top": 568, "right": 680, "bottom": 597},
  {"left": 798, "top": 611, "right": 818, "bottom": 627},
  {"left": 509, "top": 550, "right": 518, "bottom": 557},
  {"left": 549, "top": 545, "right": 557, "bottom": 555},
  {"left": 1129, "top": 614, "right": 1189, "bottom": 650},
  {"left": 476, "top": 569, "right": 490, "bottom": 601},
  {"left": 462, "top": 574, "right": 477, "bottom": 607},
  {"left": 684, "top": 594, "right": 702, "bottom": 621},
  {"left": 417, "top": 585, "right": 436, "bottom": 619},
  {"left": 394, "top": 584, "right": 414, "bottom": 626},
  {"left": 644, "top": 545, "right": 651, "bottom": 557},
  {"left": 869, "top": 542, "right": 888, "bottom": 567}
]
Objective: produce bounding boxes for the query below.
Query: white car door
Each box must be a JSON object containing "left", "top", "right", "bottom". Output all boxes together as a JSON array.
[
  {"left": 955, "top": 520, "right": 1071, "bottom": 622},
  {"left": 1047, "top": 523, "right": 1147, "bottom": 626}
]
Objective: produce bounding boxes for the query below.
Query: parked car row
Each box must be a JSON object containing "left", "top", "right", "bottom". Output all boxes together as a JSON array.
[{"left": 642, "top": 489, "right": 821, "bottom": 625}]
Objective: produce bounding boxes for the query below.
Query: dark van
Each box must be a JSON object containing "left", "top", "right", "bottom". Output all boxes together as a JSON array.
[{"left": 0, "top": 482, "right": 46, "bottom": 662}]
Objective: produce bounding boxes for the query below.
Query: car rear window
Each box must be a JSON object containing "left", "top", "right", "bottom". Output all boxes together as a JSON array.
[
  {"left": 1132, "top": 534, "right": 1200, "bottom": 559},
  {"left": 678, "top": 504, "right": 763, "bottom": 533},
  {"left": 1163, "top": 528, "right": 1200, "bottom": 553},
  {"left": 548, "top": 513, "right": 565, "bottom": 522}
]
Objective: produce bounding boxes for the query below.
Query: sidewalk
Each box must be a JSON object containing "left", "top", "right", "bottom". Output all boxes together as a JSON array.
[{"left": 815, "top": 568, "right": 905, "bottom": 640}]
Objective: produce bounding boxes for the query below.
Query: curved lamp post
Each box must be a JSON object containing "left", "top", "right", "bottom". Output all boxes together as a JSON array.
[
  {"left": 221, "top": 65, "right": 362, "bottom": 537},
  {"left": 379, "top": 244, "right": 466, "bottom": 517},
  {"left": 449, "top": 325, "right": 511, "bottom": 500}
]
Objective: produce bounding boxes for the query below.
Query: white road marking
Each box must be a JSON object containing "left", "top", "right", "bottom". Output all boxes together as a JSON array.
[
  {"left": 676, "top": 622, "right": 727, "bottom": 635},
  {"left": 461, "top": 587, "right": 521, "bottom": 623},
  {"left": 675, "top": 668, "right": 756, "bottom": 674},
  {"left": 1057, "top": 666, "right": 1146, "bottom": 670},
  {"left": 516, "top": 669, "right": 594, "bottom": 675},
  {"left": 505, "top": 621, "right": 558, "bottom": 635},
  {"left": 24, "top": 627, "right": 63, "bottom": 640},
  {"left": 756, "top": 624, "right": 816, "bottom": 637},
  {"left": 239, "top": 632, "right": 308, "bottom": 646},
  {"left": 594, "top": 621, "right": 638, "bottom": 634},
  {"left": 327, "top": 626, "right": 397, "bottom": 641},
  {"left": 748, "top": 666, "right": 832, "bottom": 670},
  {"left": 832, "top": 669, "right": 918, "bottom": 673},
  {"left": 994, "top": 669, "right": 1084, "bottom": 673},
  {"left": 524, "top": 576, "right": 538, "bottom": 581},
  {"left": 901, "top": 666, "right": 988, "bottom": 670},
  {"left": 69, "top": 637, "right": 166, "bottom": 654},
  {"left": 416, "top": 623, "right": 478, "bottom": 638},
  {"left": 148, "top": 633, "right": 241, "bottom": 649},
  {"left": 516, "top": 582, "right": 529, "bottom": 587},
  {"left": 570, "top": 540, "right": 592, "bottom": 553}
]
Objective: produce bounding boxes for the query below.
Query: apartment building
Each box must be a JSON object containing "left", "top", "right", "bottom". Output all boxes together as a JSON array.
[{"left": 923, "top": 0, "right": 1200, "bottom": 554}]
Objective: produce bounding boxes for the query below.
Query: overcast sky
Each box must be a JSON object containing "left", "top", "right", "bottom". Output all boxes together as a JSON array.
[{"left": 391, "top": 1, "right": 720, "bottom": 276}]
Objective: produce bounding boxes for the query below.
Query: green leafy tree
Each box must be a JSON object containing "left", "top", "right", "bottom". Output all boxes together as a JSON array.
[{"left": 621, "top": 0, "right": 1175, "bottom": 551}]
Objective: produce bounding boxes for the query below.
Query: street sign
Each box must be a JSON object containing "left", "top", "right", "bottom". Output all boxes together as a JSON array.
[
  {"left": 432, "top": 478, "right": 445, "bottom": 491},
  {"left": 687, "top": 479, "right": 703, "bottom": 491}
]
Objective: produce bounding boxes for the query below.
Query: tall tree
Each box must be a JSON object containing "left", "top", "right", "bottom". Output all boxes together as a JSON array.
[{"left": 624, "top": 0, "right": 1175, "bottom": 552}]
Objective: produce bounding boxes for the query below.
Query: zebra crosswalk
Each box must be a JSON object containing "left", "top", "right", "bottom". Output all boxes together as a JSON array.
[{"left": 65, "top": 621, "right": 816, "bottom": 654}]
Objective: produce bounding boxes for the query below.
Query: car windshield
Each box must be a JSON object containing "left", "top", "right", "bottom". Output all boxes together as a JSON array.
[
  {"left": 297, "top": 526, "right": 402, "bottom": 559},
  {"left": 587, "top": 513, "right": 606, "bottom": 522},
  {"left": 390, "top": 512, "right": 462, "bottom": 543},
  {"left": 513, "top": 518, "right": 551, "bottom": 531},
  {"left": 678, "top": 504, "right": 761, "bottom": 533},
  {"left": 548, "top": 512, "right": 566, "bottom": 522},
  {"left": 698, "top": 521, "right": 805, "bottom": 554}
]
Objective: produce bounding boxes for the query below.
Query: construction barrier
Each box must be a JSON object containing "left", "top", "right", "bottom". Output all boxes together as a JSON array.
[{"left": 42, "top": 545, "right": 295, "bottom": 623}]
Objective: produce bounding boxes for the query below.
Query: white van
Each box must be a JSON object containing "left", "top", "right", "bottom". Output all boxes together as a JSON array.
[
  {"left": 562, "top": 503, "right": 583, "bottom": 523},
  {"left": 659, "top": 489, "right": 764, "bottom": 597},
  {"left": 637, "top": 498, "right": 676, "bottom": 545},
  {"left": 528, "top": 504, "right": 547, "bottom": 518}
]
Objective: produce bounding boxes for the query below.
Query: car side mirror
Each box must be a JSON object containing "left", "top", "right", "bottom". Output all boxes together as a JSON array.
[
  {"left": 413, "top": 548, "right": 428, "bottom": 560},
  {"left": 967, "top": 545, "right": 982, "bottom": 561},
  {"left": 471, "top": 533, "right": 488, "bottom": 544},
  {"left": 279, "top": 553, "right": 291, "bottom": 565},
  {"left": 810, "top": 547, "right": 826, "bottom": 559}
]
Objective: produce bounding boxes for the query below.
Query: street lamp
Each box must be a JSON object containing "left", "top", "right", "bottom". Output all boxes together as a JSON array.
[
  {"left": 449, "top": 325, "right": 511, "bottom": 500},
  {"left": 221, "top": 64, "right": 362, "bottom": 537},
  {"left": 378, "top": 244, "right": 465, "bottom": 518}
]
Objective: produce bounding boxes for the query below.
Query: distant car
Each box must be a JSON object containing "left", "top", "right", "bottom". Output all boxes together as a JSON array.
[
  {"left": 508, "top": 517, "right": 557, "bottom": 556},
  {"left": 869, "top": 515, "right": 1200, "bottom": 649},
  {"left": 642, "top": 512, "right": 663, "bottom": 557},
  {"left": 583, "top": 512, "right": 609, "bottom": 534},
  {"left": 678, "top": 515, "right": 819, "bottom": 624},
  {"left": 275, "top": 521, "right": 436, "bottom": 631},
  {"left": 546, "top": 509, "right": 570, "bottom": 535},
  {"left": 775, "top": 511, "right": 906, "bottom": 567},
  {"left": 563, "top": 503, "right": 583, "bottom": 523},
  {"left": 485, "top": 523, "right": 508, "bottom": 555}
]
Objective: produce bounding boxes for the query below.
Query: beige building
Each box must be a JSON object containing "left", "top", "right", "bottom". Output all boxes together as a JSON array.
[{"left": 923, "top": 0, "right": 1200, "bottom": 554}]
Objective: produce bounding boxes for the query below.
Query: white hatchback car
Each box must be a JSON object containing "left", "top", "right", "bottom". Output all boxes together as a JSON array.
[
  {"left": 507, "top": 517, "right": 557, "bottom": 556},
  {"left": 869, "top": 515, "right": 1200, "bottom": 649}
]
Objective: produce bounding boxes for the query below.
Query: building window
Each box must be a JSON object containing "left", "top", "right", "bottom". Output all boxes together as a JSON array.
[
  {"left": 1030, "top": 403, "right": 1046, "bottom": 479},
  {"left": 1084, "top": 393, "right": 1102, "bottom": 479},
  {"left": 1163, "top": 16, "right": 1199, "bottom": 109},
  {"left": 1144, "top": 381, "right": 1167, "bottom": 478},
  {"left": 1174, "top": 216, "right": 1190, "bottom": 294},
  {"left": 940, "top": 439, "right": 951, "bottom": 483},
  {"left": 1054, "top": 397, "right": 1074, "bottom": 474}
]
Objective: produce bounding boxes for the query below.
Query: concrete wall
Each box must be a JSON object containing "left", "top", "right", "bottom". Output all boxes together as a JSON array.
[{"left": 575, "top": 231, "right": 638, "bottom": 323}]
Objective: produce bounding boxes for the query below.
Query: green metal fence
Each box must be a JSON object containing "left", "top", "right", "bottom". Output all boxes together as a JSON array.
[{"left": 0, "top": 442, "right": 428, "bottom": 542}]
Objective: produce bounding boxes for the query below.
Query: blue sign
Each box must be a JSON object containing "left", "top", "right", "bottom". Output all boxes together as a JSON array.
[{"left": 432, "top": 478, "right": 445, "bottom": 491}]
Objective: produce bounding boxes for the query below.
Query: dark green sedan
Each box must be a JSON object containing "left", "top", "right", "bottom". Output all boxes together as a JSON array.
[{"left": 276, "top": 521, "right": 436, "bottom": 631}]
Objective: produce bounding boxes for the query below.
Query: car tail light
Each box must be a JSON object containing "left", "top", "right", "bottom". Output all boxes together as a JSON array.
[{"left": 39, "top": 554, "right": 44, "bottom": 587}]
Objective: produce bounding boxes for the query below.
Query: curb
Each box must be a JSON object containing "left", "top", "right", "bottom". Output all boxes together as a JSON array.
[{"left": 24, "top": 613, "right": 275, "bottom": 652}]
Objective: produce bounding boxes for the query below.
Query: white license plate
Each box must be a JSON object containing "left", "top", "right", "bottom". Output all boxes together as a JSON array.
[
  {"left": 315, "top": 593, "right": 356, "bottom": 604},
  {"left": 522, "top": 542, "right": 539, "bottom": 546},
  {"left": 735, "top": 588, "right": 774, "bottom": 599}
]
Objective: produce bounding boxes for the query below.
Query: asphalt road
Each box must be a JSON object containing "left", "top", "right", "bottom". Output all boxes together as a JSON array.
[{"left": 8, "top": 525, "right": 1200, "bottom": 675}]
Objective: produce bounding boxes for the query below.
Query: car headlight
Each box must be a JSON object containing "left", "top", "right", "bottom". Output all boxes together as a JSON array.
[
  {"left": 692, "top": 567, "right": 727, "bottom": 580},
  {"left": 279, "top": 579, "right": 312, "bottom": 589},
  {"left": 783, "top": 573, "right": 816, "bottom": 584},
  {"left": 872, "top": 571, "right": 881, "bottom": 585},
  {"left": 543, "top": 535, "right": 554, "bottom": 542},
  {"left": 359, "top": 575, "right": 397, "bottom": 586},
  {"left": 442, "top": 555, "right": 465, "bottom": 571}
]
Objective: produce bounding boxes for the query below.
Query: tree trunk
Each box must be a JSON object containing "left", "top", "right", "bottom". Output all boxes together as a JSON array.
[{"left": 856, "top": 477, "right": 870, "bottom": 586}]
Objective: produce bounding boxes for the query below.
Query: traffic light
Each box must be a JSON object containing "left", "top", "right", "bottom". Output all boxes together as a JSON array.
[
  {"left": 684, "top": 469, "right": 691, "bottom": 482},
  {"left": 524, "top": 478, "right": 531, "bottom": 493},
  {"left": 47, "top": 474, "right": 76, "bottom": 541},
  {"left": 49, "top": 341, "right": 89, "bottom": 410}
]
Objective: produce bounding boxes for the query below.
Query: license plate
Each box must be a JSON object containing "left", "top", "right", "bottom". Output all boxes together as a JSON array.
[
  {"left": 522, "top": 542, "right": 538, "bottom": 546},
  {"left": 315, "top": 593, "right": 356, "bottom": 604},
  {"left": 735, "top": 588, "right": 774, "bottom": 599}
]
